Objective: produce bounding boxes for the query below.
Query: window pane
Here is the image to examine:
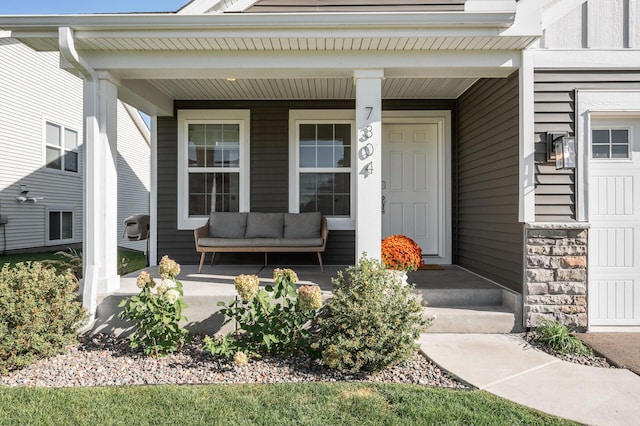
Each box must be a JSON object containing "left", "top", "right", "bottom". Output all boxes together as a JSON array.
[
  {"left": 64, "top": 129, "right": 78, "bottom": 149},
  {"left": 299, "top": 173, "right": 350, "bottom": 216},
  {"left": 189, "top": 194, "right": 207, "bottom": 216},
  {"left": 189, "top": 172, "right": 207, "bottom": 194},
  {"left": 62, "top": 212, "right": 73, "bottom": 239},
  {"left": 592, "top": 144, "right": 610, "bottom": 158},
  {"left": 300, "top": 124, "right": 316, "bottom": 145},
  {"left": 592, "top": 130, "right": 609, "bottom": 144},
  {"left": 300, "top": 146, "right": 316, "bottom": 168},
  {"left": 49, "top": 211, "right": 61, "bottom": 241},
  {"left": 334, "top": 124, "right": 351, "bottom": 146},
  {"left": 335, "top": 145, "right": 350, "bottom": 167},
  {"left": 189, "top": 172, "right": 239, "bottom": 214},
  {"left": 46, "top": 123, "right": 61, "bottom": 147},
  {"left": 317, "top": 124, "right": 333, "bottom": 145},
  {"left": 611, "top": 129, "right": 629, "bottom": 144},
  {"left": 611, "top": 145, "right": 629, "bottom": 159},
  {"left": 223, "top": 124, "right": 240, "bottom": 145},
  {"left": 188, "top": 124, "right": 206, "bottom": 166},
  {"left": 317, "top": 146, "right": 333, "bottom": 167},
  {"left": 64, "top": 151, "right": 78, "bottom": 172},
  {"left": 46, "top": 146, "right": 61, "bottom": 169}
]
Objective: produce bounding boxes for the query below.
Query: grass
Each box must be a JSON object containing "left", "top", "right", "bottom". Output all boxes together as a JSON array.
[
  {"left": 0, "top": 248, "right": 147, "bottom": 275},
  {"left": 0, "top": 383, "right": 577, "bottom": 426}
]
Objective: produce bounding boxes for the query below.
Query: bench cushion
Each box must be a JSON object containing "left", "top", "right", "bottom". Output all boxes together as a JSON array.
[
  {"left": 284, "top": 212, "right": 321, "bottom": 239},
  {"left": 198, "top": 237, "right": 324, "bottom": 248},
  {"left": 209, "top": 212, "right": 247, "bottom": 238},
  {"left": 245, "top": 212, "right": 284, "bottom": 238}
]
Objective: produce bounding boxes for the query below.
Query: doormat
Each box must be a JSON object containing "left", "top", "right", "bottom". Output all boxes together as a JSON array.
[{"left": 418, "top": 264, "right": 444, "bottom": 270}]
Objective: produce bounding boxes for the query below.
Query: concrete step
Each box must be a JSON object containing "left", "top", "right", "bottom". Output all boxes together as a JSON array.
[
  {"left": 416, "top": 288, "right": 503, "bottom": 307},
  {"left": 423, "top": 306, "right": 523, "bottom": 334}
]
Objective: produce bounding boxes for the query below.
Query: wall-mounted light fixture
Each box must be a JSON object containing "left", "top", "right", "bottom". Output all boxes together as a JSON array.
[{"left": 547, "top": 132, "right": 576, "bottom": 170}]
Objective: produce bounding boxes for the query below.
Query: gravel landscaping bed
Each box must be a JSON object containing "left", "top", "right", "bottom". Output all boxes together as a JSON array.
[
  {"left": 520, "top": 332, "right": 614, "bottom": 369},
  {"left": 0, "top": 334, "right": 468, "bottom": 389}
]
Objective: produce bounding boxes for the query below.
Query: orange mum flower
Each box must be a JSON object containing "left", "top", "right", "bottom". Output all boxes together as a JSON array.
[{"left": 381, "top": 235, "right": 423, "bottom": 272}]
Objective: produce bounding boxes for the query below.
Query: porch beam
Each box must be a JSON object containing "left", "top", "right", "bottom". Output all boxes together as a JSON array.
[
  {"left": 118, "top": 79, "right": 173, "bottom": 117},
  {"left": 83, "top": 50, "right": 523, "bottom": 80},
  {"left": 354, "top": 70, "right": 383, "bottom": 261}
]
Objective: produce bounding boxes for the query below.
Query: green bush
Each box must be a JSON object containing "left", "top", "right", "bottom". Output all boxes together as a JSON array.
[
  {"left": 119, "top": 256, "right": 189, "bottom": 357},
  {"left": 534, "top": 319, "right": 592, "bottom": 356},
  {"left": 203, "top": 268, "right": 322, "bottom": 360},
  {"left": 310, "top": 256, "right": 427, "bottom": 373},
  {"left": 0, "top": 262, "right": 87, "bottom": 375}
]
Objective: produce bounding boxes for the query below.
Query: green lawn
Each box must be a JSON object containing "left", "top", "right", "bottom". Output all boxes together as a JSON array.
[
  {"left": 0, "top": 383, "right": 576, "bottom": 426},
  {"left": 0, "top": 248, "right": 147, "bottom": 275}
]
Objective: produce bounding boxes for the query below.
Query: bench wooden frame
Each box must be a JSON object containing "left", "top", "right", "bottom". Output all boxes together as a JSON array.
[{"left": 194, "top": 216, "right": 328, "bottom": 273}]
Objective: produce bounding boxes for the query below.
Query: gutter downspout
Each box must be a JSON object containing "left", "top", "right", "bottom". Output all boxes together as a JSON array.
[{"left": 59, "top": 26, "right": 99, "bottom": 328}]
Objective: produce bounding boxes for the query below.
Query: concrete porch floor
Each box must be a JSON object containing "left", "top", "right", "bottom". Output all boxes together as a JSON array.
[{"left": 91, "top": 264, "right": 522, "bottom": 336}]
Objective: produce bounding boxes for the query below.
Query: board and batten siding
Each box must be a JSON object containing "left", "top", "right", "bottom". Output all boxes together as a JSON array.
[
  {"left": 456, "top": 72, "right": 522, "bottom": 292},
  {"left": 533, "top": 70, "right": 640, "bottom": 222},
  {"left": 0, "top": 38, "right": 84, "bottom": 251},
  {"left": 157, "top": 99, "right": 456, "bottom": 265}
]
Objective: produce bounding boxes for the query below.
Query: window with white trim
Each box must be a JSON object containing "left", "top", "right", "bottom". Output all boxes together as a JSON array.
[
  {"left": 177, "top": 110, "right": 250, "bottom": 229},
  {"left": 46, "top": 208, "right": 74, "bottom": 244},
  {"left": 289, "top": 110, "right": 355, "bottom": 229},
  {"left": 45, "top": 121, "right": 78, "bottom": 173},
  {"left": 592, "top": 128, "right": 631, "bottom": 159}
]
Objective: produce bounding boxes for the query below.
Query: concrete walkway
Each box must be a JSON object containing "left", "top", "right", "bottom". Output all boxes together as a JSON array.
[{"left": 419, "top": 334, "right": 640, "bottom": 426}]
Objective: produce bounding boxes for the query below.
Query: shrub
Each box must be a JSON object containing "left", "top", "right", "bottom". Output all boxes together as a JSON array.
[
  {"left": 43, "top": 247, "right": 83, "bottom": 280},
  {"left": 534, "top": 319, "right": 592, "bottom": 356},
  {"left": 0, "top": 262, "right": 87, "bottom": 375},
  {"left": 203, "top": 268, "right": 321, "bottom": 359},
  {"left": 310, "top": 256, "right": 427, "bottom": 373},
  {"left": 118, "top": 256, "right": 189, "bottom": 357}
]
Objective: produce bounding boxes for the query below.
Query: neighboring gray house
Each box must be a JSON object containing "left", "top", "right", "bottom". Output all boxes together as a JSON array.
[
  {"left": 0, "top": 37, "right": 151, "bottom": 255},
  {"left": 1, "top": 0, "right": 638, "bottom": 331}
]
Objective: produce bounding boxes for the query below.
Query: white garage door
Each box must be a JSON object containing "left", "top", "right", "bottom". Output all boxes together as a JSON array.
[{"left": 589, "top": 117, "right": 640, "bottom": 326}]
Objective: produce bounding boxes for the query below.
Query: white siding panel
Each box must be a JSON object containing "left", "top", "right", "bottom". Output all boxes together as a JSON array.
[
  {"left": 117, "top": 102, "right": 151, "bottom": 252},
  {"left": 0, "top": 38, "right": 83, "bottom": 251}
]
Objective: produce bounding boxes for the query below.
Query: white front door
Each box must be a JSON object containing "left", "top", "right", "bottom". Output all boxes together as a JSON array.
[
  {"left": 589, "top": 117, "right": 640, "bottom": 326},
  {"left": 382, "top": 123, "right": 441, "bottom": 257}
]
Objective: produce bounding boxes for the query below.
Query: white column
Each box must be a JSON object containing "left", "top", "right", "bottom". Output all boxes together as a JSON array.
[
  {"left": 519, "top": 47, "right": 536, "bottom": 223},
  {"left": 354, "top": 70, "right": 383, "bottom": 260},
  {"left": 82, "top": 74, "right": 119, "bottom": 315},
  {"left": 149, "top": 116, "right": 158, "bottom": 266}
]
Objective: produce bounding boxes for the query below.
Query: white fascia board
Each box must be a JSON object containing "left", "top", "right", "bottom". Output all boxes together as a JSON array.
[
  {"left": 465, "top": 0, "right": 516, "bottom": 13},
  {"left": 177, "top": 0, "right": 222, "bottom": 14},
  {"left": 533, "top": 49, "right": 640, "bottom": 69},
  {"left": 0, "top": 11, "right": 516, "bottom": 33},
  {"left": 499, "top": 0, "right": 542, "bottom": 38},
  {"left": 84, "top": 50, "right": 521, "bottom": 80}
]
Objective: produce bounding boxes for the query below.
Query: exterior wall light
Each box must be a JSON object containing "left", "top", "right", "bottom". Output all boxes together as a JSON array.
[{"left": 547, "top": 132, "right": 576, "bottom": 170}]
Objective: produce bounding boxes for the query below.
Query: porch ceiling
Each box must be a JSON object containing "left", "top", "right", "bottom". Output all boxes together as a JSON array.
[{"left": 145, "top": 76, "right": 478, "bottom": 100}]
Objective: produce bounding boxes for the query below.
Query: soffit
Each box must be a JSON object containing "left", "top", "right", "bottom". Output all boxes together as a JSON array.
[{"left": 144, "top": 76, "right": 478, "bottom": 99}]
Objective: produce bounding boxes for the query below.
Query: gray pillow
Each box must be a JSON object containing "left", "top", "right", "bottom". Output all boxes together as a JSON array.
[
  {"left": 284, "top": 212, "right": 322, "bottom": 239},
  {"left": 245, "top": 212, "right": 284, "bottom": 238},
  {"left": 209, "top": 212, "right": 247, "bottom": 238}
]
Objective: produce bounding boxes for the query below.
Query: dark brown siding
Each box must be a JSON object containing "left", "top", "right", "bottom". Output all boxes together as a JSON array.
[
  {"left": 534, "top": 71, "right": 640, "bottom": 222},
  {"left": 245, "top": 0, "right": 465, "bottom": 13},
  {"left": 456, "top": 72, "right": 522, "bottom": 293},
  {"left": 157, "top": 99, "right": 455, "bottom": 266}
]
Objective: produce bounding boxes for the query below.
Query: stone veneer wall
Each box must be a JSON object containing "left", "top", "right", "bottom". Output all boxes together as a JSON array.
[{"left": 525, "top": 224, "right": 589, "bottom": 330}]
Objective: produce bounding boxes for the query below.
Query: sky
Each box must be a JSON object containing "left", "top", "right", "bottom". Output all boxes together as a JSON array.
[{"left": 0, "top": 0, "right": 189, "bottom": 14}]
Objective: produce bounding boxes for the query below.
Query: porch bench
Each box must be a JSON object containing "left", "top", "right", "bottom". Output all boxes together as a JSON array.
[{"left": 194, "top": 211, "right": 328, "bottom": 273}]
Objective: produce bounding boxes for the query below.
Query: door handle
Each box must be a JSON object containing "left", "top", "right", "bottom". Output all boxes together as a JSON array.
[{"left": 381, "top": 194, "right": 386, "bottom": 214}]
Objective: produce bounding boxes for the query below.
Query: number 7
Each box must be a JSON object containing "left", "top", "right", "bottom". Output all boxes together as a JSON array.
[{"left": 365, "top": 107, "right": 373, "bottom": 120}]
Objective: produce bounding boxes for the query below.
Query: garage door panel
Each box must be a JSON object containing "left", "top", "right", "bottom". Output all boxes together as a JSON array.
[
  {"left": 590, "top": 278, "right": 639, "bottom": 325},
  {"left": 589, "top": 117, "right": 640, "bottom": 326}
]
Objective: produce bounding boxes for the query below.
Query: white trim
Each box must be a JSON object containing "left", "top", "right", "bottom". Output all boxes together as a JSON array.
[
  {"left": 519, "top": 48, "right": 536, "bottom": 223},
  {"left": 382, "top": 110, "right": 453, "bottom": 264},
  {"left": 177, "top": 109, "right": 250, "bottom": 230},
  {"left": 532, "top": 50, "right": 640, "bottom": 69},
  {"left": 45, "top": 206, "right": 76, "bottom": 246},
  {"left": 576, "top": 90, "right": 640, "bottom": 222},
  {"left": 149, "top": 115, "right": 158, "bottom": 266},
  {"left": 123, "top": 103, "right": 151, "bottom": 146},
  {"left": 288, "top": 110, "right": 357, "bottom": 231}
]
